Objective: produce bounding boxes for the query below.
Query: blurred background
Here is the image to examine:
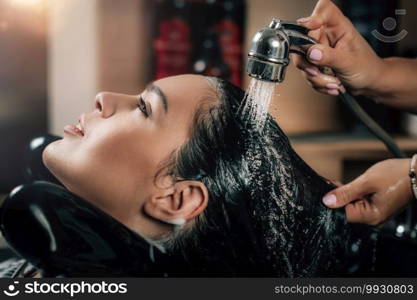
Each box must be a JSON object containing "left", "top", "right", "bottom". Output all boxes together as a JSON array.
[{"left": 0, "top": 0, "right": 417, "bottom": 198}]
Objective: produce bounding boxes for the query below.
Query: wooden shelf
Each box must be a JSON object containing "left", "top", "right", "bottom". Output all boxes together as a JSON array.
[{"left": 290, "top": 135, "right": 417, "bottom": 181}]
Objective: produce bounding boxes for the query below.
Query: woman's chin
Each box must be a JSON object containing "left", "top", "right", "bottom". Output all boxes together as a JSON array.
[
  {"left": 42, "top": 140, "right": 59, "bottom": 169},
  {"left": 42, "top": 140, "right": 73, "bottom": 186}
]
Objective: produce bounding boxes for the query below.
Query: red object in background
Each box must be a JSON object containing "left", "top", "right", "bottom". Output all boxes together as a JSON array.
[
  {"left": 151, "top": 0, "right": 246, "bottom": 85},
  {"left": 211, "top": 0, "right": 246, "bottom": 87},
  {"left": 213, "top": 19, "right": 243, "bottom": 86},
  {"left": 152, "top": 1, "right": 192, "bottom": 80}
]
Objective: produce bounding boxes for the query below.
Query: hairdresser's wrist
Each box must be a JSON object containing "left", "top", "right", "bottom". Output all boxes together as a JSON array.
[
  {"left": 361, "top": 57, "right": 417, "bottom": 112},
  {"left": 357, "top": 57, "right": 391, "bottom": 103}
]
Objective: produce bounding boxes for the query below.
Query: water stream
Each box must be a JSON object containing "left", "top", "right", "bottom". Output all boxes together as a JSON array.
[{"left": 239, "top": 78, "right": 277, "bottom": 133}]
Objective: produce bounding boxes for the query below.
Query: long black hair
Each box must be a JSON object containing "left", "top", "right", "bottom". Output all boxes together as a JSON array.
[{"left": 157, "top": 77, "right": 372, "bottom": 277}]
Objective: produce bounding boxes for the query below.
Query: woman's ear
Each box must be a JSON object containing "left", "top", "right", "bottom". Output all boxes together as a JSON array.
[{"left": 143, "top": 181, "right": 208, "bottom": 226}]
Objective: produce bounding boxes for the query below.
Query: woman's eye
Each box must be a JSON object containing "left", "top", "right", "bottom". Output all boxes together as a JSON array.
[{"left": 137, "top": 95, "right": 149, "bottom": 117}]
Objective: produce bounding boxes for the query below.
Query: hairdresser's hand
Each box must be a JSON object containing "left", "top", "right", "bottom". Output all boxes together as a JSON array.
[
  {"left": 322, "top": 159, "right": 414, "bottom": 226},
  {"left": 292, "top": 0, "right": 385, "bottom": 97}
]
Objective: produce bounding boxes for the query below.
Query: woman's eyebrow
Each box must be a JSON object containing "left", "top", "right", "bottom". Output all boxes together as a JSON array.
[{"left": 146, "top": 83, "right": 168, "bottom": 113}]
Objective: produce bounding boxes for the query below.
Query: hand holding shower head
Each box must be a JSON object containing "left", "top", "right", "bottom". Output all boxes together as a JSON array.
[{"left": 246, "top": 18, "right": 405, "bottom": 159}]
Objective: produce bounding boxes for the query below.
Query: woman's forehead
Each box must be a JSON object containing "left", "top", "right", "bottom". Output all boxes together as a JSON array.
[
  {"left": 154, "top": 75, "right": 210, "bottom": 94},
  {"left": 153, "top": 74, "right": 217, "bottom": 106}
]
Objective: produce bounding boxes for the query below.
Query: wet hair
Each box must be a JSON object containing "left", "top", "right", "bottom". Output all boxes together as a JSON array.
[{"left": 152, "top": 77, "right": 370, "bottom": 277}]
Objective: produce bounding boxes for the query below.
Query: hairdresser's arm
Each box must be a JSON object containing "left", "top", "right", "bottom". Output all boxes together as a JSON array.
[
  {"left": 293, "top": 0, "right": 417, "bottom": 113},
  {"left": 372, "top": 58, "right": 417, "bottom": 112},
  {"left": 322, "top": 159, "right": 414, "bottom": 226}
]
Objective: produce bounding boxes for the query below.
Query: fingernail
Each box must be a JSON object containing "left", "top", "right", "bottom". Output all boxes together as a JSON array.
[
  {"left": 323, "top": 194, "right": 337, "bottom": 206},
  {"left": 305, "top": 67, "right": 318, "bottom": 76},
  {"left": 326, "top": 83, "right": 340, "bottom": 89},
  {"left": 297, "top": 17, "right": 311, "bottom": 23},
  {"left": 309, "top": 48, "right": 323, "bottom": 61},
  {"left": 327, "top": 89, "right": 339, "bottom": 96}
]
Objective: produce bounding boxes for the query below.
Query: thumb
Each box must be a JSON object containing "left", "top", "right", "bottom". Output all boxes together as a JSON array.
[
  {"left": 306, "top": 44, "right": 350, "bottom": 73},
  {"left": 322, "top": 175, "right": 371, "bottom": 208}
]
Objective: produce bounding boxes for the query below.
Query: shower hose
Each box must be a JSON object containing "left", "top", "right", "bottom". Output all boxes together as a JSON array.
[{"left": 339, "top": 91, "right": 406, "bottom": 158}]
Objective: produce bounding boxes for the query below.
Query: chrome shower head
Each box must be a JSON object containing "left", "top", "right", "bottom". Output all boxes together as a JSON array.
[{"left": 247, "top": 18, "right": 317, "bottom": 82}]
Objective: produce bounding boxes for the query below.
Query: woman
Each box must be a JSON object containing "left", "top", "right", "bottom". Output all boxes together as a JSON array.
[{"left": 0, "top": 74, "right": 384, "bottom": 277}]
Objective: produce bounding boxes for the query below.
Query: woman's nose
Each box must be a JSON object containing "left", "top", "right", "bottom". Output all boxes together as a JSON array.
[
  {"left": 94, "top": 92, "right": 137, "bottom": 118},
  {"left": 94, "top": 92, "right": 118, "bottom": 118}
]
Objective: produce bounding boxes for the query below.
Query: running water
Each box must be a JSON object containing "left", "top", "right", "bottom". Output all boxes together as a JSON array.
[{"left": 239, "top": 78, "right": 277, "bottom": 132}]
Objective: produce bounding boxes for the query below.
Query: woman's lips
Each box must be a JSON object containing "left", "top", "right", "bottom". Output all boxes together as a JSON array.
[
  {"left": 64, "top": 124, "right": 84, "bottom": 137},
  {"left": 79, "top": 114, "right": 86, "bottom": 135}
]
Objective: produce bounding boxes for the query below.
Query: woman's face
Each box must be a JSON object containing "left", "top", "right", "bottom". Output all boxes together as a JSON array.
[{"left": 43, "top": 74, "right": 213, "bottom": 237}]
